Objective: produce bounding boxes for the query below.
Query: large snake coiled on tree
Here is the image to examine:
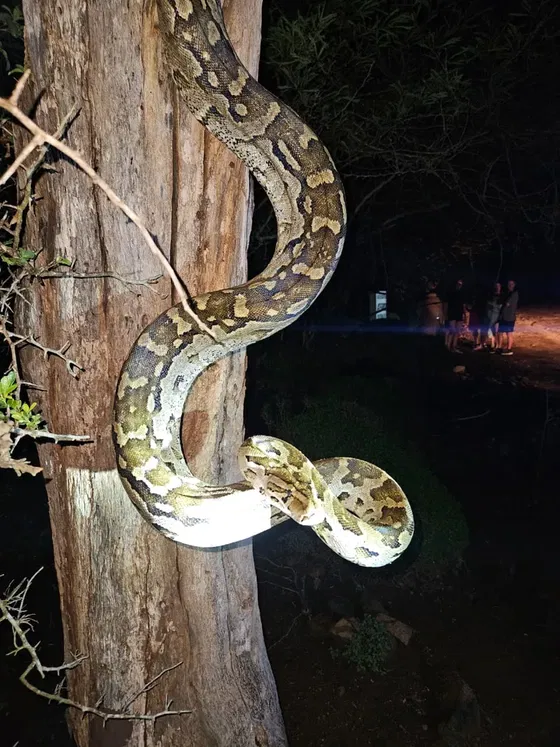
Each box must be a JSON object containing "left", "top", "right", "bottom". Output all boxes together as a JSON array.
[{"left": 113, "top": 0, "right": 414, "bottom": 567}]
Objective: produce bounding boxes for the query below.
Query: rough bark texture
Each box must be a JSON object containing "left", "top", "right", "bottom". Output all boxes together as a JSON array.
[{"left": 17, "top": 1, "right": 288, "bottom": 745}]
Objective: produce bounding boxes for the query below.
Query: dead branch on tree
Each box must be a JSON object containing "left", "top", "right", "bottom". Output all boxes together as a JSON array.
[{"left": 0, "top": 570, "right": 193, "bottom": 724}]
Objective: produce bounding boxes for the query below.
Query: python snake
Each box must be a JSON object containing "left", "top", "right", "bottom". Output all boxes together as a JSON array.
[{"left": 113, "top": 0, "right": 414, "bottom": 567}]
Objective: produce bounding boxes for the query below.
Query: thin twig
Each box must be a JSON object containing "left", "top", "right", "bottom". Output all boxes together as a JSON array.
[
  {"left": 17, "top": 380, "right": 47, "bottom": 391},
  {"left": 37, "top": 270, "right": 164, "bottom": 294},
  {"left": 453, "top": 410, "right": 490, "bottom": 422},
  {"left": 6, "top": 332, "right": 84, "bottom": 377},
  {"left": 269, "top": 612, "right": 304, "bottom": 650},
  {"left": 17, "top": 660, "right": 192, "bottom": 724},
  {"left": 1, "top": 132, "right": 43, "bottom": 185},
  {"left": 258, "top": 579, "right": 302, "bottom": 597},
  {"left": 1, "top": 573, "right": 44, "bottom": 676},
  {"left": 121, "top": 662, "right": 184, "bottom": 711},
  {"left": 10, "top": 426, "right": 91, "bottom": 445},
  {"left": 9, "top": 69, "right": 30, "bottom": 105}
]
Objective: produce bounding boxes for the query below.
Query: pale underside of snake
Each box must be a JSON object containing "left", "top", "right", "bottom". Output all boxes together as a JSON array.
[{"left": 112, "top": 0, "right": 414, "bottom": 567}]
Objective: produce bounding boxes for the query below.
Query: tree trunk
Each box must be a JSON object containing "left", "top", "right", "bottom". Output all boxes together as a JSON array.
[{"left": 18, "top": 1, "right": 287, "bottom": 745}]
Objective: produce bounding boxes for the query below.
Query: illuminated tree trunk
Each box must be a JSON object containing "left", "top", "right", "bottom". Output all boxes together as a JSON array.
[{"left": 18, "top": 1, "right": 287, "bottom": 745}]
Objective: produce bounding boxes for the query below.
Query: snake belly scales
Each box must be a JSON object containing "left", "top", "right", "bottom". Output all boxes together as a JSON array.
[{"left": 113, "top": 0, "right": 414, "bottom": 567}]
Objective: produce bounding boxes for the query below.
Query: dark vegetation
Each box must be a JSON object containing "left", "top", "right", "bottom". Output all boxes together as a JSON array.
[
  {"left": 2, "top": 0, "right": 560, "bottom": 745},
  {"left": 257, "top": 0, "right": 560, "bottom": 308}
]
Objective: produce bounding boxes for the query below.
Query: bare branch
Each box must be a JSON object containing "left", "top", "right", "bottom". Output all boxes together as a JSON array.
[
  {"left": 9, "top": 68, "right": 31, "bottom": 106},
  {"left": 121, "top": 662, "right": 184, "bottom": 711},
  {"left": 0, "top": 571, "right": 193, "bottom": 724},
  {"left": 269, "top": 612, "right": 304, "bottom": 650},
  {"left": 351, "top": 175, "right": 398, "bottom": 220},
  {"left": 1, "top": 131, "right": 43, "bottom": 185},
  {"left": 36, "top": 269, "right": 165, "bottom": 294},
  {"left": 1, "top": 570, "right": 45, "bottom": 675},
  {"left": 9, "top": 425, "right": 91, "bottom": 445},
  {"left": 5, "top": 331, "right": 84, "bottom": 377}
]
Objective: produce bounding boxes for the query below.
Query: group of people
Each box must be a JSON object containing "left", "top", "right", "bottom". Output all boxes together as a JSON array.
[{"left": 417, "top": 278, "right": 520, "bottom": 355}]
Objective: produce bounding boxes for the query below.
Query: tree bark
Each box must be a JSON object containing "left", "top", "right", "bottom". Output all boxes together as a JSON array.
[{"left": 18, "top": 1, "right": 287, "bottom": 745}]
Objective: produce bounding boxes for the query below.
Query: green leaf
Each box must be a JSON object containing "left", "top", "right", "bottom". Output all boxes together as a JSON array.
[{"left": 0, "top": 371, "right": 17, "bottom": 398}]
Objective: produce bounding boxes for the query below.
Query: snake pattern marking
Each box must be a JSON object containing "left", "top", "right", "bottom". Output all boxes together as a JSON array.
[{"left": 113, "top": 0, "right": 414, "bottom": 567}]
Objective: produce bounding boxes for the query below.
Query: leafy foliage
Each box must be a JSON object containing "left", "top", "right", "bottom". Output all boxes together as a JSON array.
[
  {"left": 0, "top": 245, "right": 37, "bottom": 266},
  {"left": 331, "top": 614, "right": 394, "bottom": 673},
  {"left": 0, "top": 371, "right": 43, "bottom": 428},
  {"left": 259, "top": 0, "right": 560, "bottom": 297},
  {"left": 267, "top": 2, "right": 478, "bottom": 176},
  {"left": 0, "top": 3, "right": 23, "bottom": 73},
  {"left": 0, "top": 4, "right": 22, "bottom": 40}
]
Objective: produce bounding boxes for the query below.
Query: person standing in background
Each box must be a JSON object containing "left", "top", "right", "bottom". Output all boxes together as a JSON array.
[
  {"left": 498, "top": 279, "right": 519, "bottom": 355},
  {"left": 445, "top": 278, "right": 467, "bottom": 353},
  {"left": 417, "top": 280, "right": 444, "bottom": 336},
  {"left": 475, "top": 282, "right": 502, "bottom": 352}
]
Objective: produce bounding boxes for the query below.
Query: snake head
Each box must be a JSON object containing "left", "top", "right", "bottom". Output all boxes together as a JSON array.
[{"left": 239, "top": 435, "right": 326, "bottom": 526}]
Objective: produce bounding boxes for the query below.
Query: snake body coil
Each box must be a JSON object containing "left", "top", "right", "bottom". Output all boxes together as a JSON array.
[{"left": 113, "top": 0, "right": 414, "bottom": 567}]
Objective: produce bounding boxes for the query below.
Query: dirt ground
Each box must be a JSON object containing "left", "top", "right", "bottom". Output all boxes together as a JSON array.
[
  {"left": 2, "top": 308, "right": 560, "bottom": 747},
  {"left": 253, "top": 317, "right": 560, "bottom": 747},
  {"left": 459, "top": 306, "right": 560, "bottom": 390},
  {"left": 258, "top": 562, "right": 559, "bottom": 747}
]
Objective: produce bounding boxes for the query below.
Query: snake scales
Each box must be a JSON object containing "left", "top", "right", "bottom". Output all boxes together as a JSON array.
[{"left": 113, "top": 0, "right": 414, "bottom": 567}]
